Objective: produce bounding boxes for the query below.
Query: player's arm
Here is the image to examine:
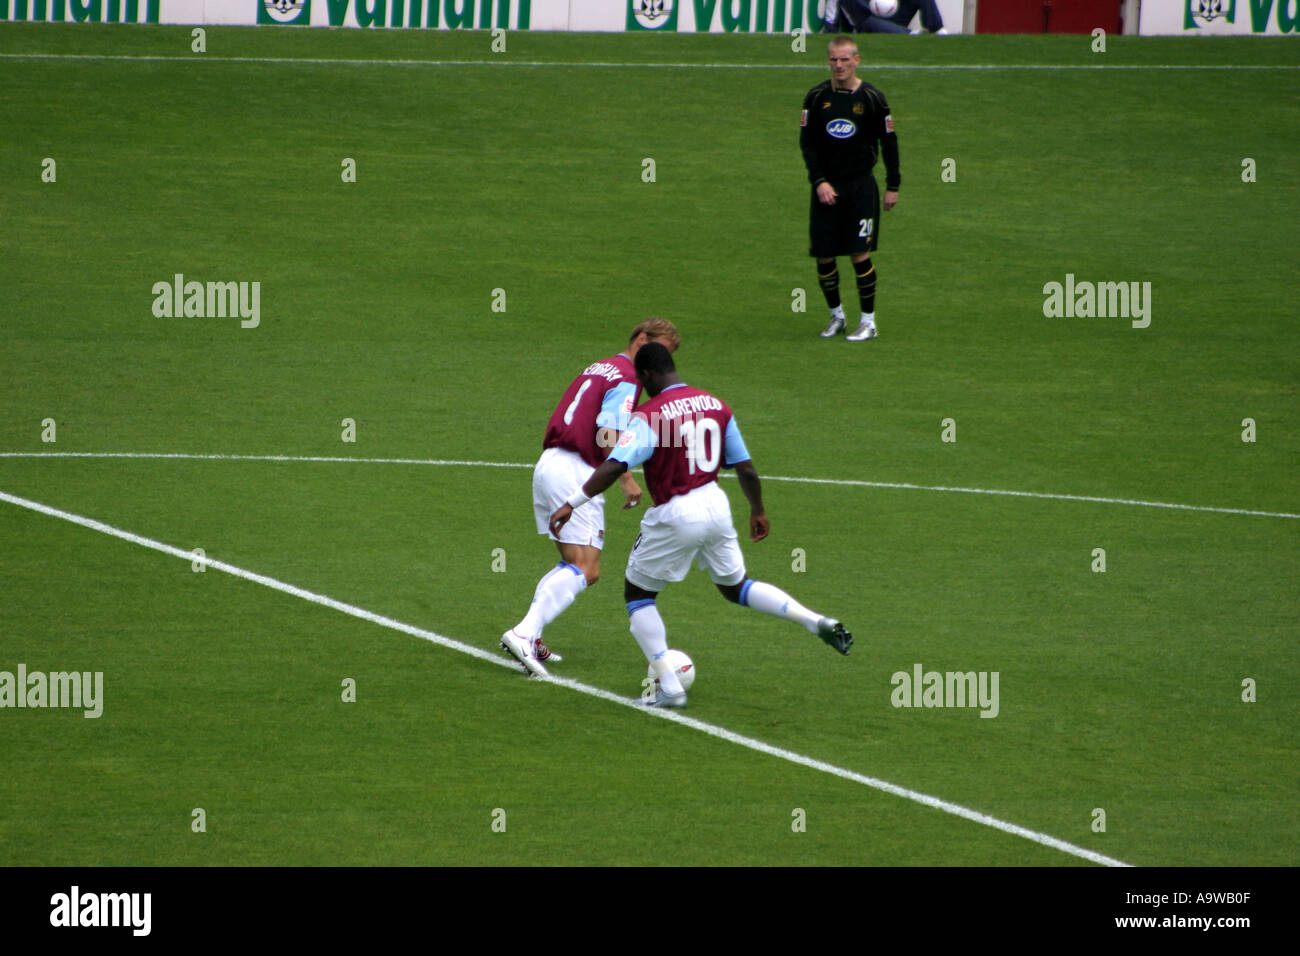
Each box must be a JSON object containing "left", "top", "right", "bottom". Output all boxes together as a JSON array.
[
  {"left": 549, "top": 458, "right": 629, "bottom": 536},
  {"left": 733, "top": 461, "right": 769, "bottom": 543},
  {"left": 800, "top": 89, "right": 835, "bottom": 204},
  {"left": 595, "top": 381, "right": 643, "bottom": 509},
  {"left": 551, "top": 415, "right": 653, "bottom": 534},
  {"left": 877, "top": 94, "right": 901, "bottom": 210},
  {"left": 615, "top": 468, "right": 642, "bottom": 509},
  {"left": 722, "top": 418, "right": 768, "bottom": 542}
]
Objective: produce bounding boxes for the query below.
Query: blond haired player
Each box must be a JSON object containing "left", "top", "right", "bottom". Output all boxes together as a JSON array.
[{"left": 501, "top": 319, "right": 681, "bottom": 677}]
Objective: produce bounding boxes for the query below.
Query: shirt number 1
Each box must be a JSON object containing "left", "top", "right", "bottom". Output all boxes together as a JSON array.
[{"left": 563, "top": 379, "right": 593, "bottom": 426}]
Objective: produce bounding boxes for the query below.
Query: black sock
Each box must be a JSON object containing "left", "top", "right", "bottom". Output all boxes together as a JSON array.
[
  {"left": 855, "top": 259, "right": 876, "bottom": 317},
  {"left": 817, "top": 262, "right": 841, "bottom": 310}
]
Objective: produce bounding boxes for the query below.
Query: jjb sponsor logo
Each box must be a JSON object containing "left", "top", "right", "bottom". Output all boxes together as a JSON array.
[
  {"left": 628, "top": 0, "right": 677, "bottom": 30},
  {"left": 258, "top": 0, "right": 311, "bottom": 25},
  {"left": 826, "top": 118, "right": 856, "bottom": 140}
]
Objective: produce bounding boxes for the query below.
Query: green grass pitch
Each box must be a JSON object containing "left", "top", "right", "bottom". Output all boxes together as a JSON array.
[{"left": 0, "top": 24, "right": 1296, "bottom": 866}]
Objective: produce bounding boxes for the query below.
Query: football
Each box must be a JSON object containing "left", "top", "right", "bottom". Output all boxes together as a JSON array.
[
  {"left": 649, "top": 649, "right": 696, "bottom": 692},
  {"left": 869, "top": 0, "right": 899, "bottom": 17}
]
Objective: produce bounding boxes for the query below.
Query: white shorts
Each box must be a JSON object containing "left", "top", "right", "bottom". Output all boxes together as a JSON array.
[
  {"left": 533, "top": 446, "right": 606, "bottom": 549},
  {"left": 625, "top": 482, "right": 746, "bottom": 592}
]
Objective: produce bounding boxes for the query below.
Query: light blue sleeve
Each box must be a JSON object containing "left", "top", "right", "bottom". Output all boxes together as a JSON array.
[
  {"left": 609, "top": 414, "right": 656, "bottom": 469},
  {"left": 595, "top": 382, "right": 638, "bottom": 432},
  {"left": 723, "top": 417, "right": 750, "bottom": 467}
]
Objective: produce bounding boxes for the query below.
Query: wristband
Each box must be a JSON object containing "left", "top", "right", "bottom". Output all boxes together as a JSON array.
[{"left": 566, "top": 490, "right": 591, "bottom": 509}]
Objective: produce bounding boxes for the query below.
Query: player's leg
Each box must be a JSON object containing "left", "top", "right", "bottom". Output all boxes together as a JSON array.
[
  {"left": 811, "top": 190, "right": 846, "bottom": 337},
  {"left": 846, "top": 252, "right": 877, "bottom": 340},
  {"left": 558, "top": 542, "right": 600, "bottom": 586},
  {"left": 846, "top": 177, "right": 881, "bottom": 341},
  {"left": 863, "top": 10, "right": 911, "bottom": 32},
  {"left": 698, "top": 507, "right": 853, "bottom": 655},
  {"left": 624, "top": 579, "right": 687, "bottom": 705},
  {"left": 816, "top": 257, "right": 846, "bottom": 337},
  {"left": 716, "top": 578, "right": 853, "bottom": 655},
  {"left": 511, "top": 541, "right": 597, "bottom": 663},
  {"left": 821, "top": 0, "right": 841, "bottom": 32},
  {"left": 505, "top": 450, "right": 602, "bottom": 675},
  {"left": 884, "top": 0, "right": 911, "bottom": 27},
  {"left": 898, "top": 0, "right": 946, "bottom": 33},
  {"left": 624, "top": 515, "right": 704, "bottom": 706}
]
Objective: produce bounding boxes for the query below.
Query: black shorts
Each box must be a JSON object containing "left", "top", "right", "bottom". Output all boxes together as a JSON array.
[{"left": 809, "top": 174, "right": 880, "bottom": 258}]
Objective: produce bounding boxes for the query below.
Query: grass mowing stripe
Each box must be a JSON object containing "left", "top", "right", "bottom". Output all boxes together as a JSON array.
[
  {"left": 1, "top": 485, "right": 1132, "bottom": 868},
  {"left": 0, "top": 53, "right": 1295, "bottom": 70},
  {"left": 3, "top": 452, "right": 1295, "bottom": 519}
]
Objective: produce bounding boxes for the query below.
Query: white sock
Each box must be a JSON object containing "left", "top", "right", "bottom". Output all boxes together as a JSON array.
[
  {"left": 516, "top": 563, "right": 586, "bottom": 639},
  {"left": 831, "top": 304, "right": 846, "bottom": 319},
  {"left": 515, "top": 564, "right": 564, "bottom": 638},
  {"left": 740, "top": 580, "right": 823, "bottom": 634},
  {"left": 628, "top": 601, "right": 684, "bottom": 696},
  {"left": 861, "top": 311, "right": 876, "bottom": 327}
]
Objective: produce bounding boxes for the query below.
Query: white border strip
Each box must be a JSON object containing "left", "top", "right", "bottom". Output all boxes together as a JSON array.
[
  {"left": 0, "top": 485, "right": 1132, "bottom": 867},
  {"left": 2, "top": 451, "right": 1294, "bottom": 519},
  {"left": 0, "top": 53, "right": 1294, "bottom": 70}
]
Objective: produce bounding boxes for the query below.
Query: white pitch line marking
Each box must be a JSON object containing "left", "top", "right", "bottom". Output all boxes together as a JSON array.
[
  {"left": 2, "top": 451, "right": 1295, "bottom": 519},
  {"left": 0, "top": 451, "right": 530, "bottom": 469},
  {"left": 0, "top": 485, "right": 1131, "bottom": 867},
  {"left": 0, "top": 53, "right": 1294, "bottom": 71}
]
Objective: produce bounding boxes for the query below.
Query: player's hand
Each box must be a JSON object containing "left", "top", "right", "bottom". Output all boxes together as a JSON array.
[
  {"left": 549, "top": 504, "right": 574, "bottom": 536},
  {"left": 618, "top": 471, "right": 643, "bottom": 510},
  {"left": 817, "top": 182, "right": 838, "bottom": 205},
  {"left": 883, "top": 190, "right": 899, "bottom": 211},
  {"left": 749, "top": 513, "right": 770, "bottom": 542}
]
